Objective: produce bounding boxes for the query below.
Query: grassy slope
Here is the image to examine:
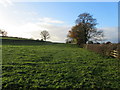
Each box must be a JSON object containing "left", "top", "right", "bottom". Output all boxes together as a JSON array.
[
  {"left": 1, "top": 36, "right": 53, "bottom": 45},
  {"left": 2, "top": 37, "right": 120, "bottom": 89}
]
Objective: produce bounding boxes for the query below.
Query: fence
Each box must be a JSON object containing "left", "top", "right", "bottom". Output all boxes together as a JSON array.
[
  {"left": 110, "top": 50, "right": 118, "bottom": 58},
  {"left": 84, "top": 44, "right": 120, "bottom": 59}
]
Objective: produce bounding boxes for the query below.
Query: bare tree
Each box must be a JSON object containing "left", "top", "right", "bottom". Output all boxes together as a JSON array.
[
  {"left": 0, "top": 29, "right": 7, "bottom": 36},
  {"left": 92, "top": 30, "right": 106, "bottom": 43},
  {"left": 40, "top": 30, "right": 50, "bottom": 41}
]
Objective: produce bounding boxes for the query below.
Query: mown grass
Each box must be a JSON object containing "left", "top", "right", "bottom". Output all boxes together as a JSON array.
[{"left": 1, "top": 37, "right": 120, "bottom": 89}]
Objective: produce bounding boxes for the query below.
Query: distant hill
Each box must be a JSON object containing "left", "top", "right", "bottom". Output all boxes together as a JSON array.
[{"left": 1, "top": 36, "right": 53, "bottom": 45}]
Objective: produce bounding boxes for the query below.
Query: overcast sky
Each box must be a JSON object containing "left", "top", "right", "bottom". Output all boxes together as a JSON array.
[{"left": 0, "top": 0, "right": 118, "bottom": 43}]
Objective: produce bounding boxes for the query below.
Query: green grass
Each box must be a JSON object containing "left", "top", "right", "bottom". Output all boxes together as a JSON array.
[
  {"left": 1, "top": 36, "right": 54, "bottom": 45},
  {"left": 1, "top": 37, "right": 120, "bottom": 89}
]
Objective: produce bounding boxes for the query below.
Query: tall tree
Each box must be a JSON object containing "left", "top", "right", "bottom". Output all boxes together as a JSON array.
[
  {"left": 40, "top": 30, "right": 50, "bottom": 41},
  {"left": 68, "top": 13, "right": 104, "bottom": 45},
  {"left": 67, "top": 23, "right": 85, "bottom": 44}
]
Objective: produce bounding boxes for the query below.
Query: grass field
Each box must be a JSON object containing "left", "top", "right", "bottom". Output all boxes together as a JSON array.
[{"left": 1, "top": 37, "right": 120, "bottom": 89}]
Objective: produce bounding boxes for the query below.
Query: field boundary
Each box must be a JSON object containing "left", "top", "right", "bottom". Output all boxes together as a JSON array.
[{"left": 84, "top": 44, "right": 120, "bottom": 59}]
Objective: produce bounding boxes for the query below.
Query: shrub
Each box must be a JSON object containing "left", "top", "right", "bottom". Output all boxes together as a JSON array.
[{"left": 84, "top": 44, "right": 120, "bottom": 59}]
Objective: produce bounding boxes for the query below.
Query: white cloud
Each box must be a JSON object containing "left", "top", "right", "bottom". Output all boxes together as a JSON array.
[
  {"left": 98, "top": 27, "right": 118, "bottom": 43},
  {"left": 0, "top": 15, "right": 70, "bottom": 42},
  {"left": 0, "top": 4, "right": 70, "bottom": 42},
  {"left": 30, "top": 21, "right": 71, "bottom": 42},
  {"left": 0, "top": 0, "right": 13, "bottom": 7},
  {"left": 39, "top": 17, "right": 64, "bottom": 24}
]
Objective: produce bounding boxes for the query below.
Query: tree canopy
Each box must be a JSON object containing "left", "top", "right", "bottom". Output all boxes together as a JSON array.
[{"left": 67, "top": 13, "right": 104, "bottom": 45}]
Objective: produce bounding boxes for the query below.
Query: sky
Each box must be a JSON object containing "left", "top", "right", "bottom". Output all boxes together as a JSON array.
[{"left": 0, "top": 0, "right": 119, "bottom": 43}]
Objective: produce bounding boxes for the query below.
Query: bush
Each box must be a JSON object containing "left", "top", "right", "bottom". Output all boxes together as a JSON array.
[
  {"left": 84, "top": 44, "right": 120, "bottom": 59},
  {"left": 106, "top": 41, "right": 112, "bottom": 44},
  {"left": 88, "top": 41, "right": 93, "bottom": 44}
]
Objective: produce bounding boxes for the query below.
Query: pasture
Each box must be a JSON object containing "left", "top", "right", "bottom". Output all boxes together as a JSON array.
[{"left": 1, "top": 37, "right": 120, "bottom": 89}]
